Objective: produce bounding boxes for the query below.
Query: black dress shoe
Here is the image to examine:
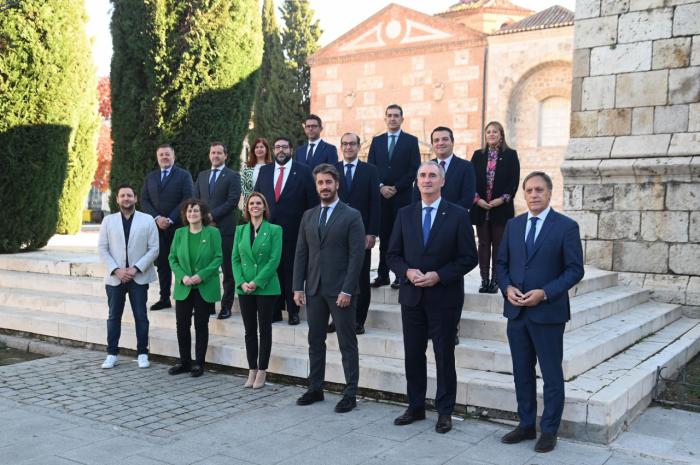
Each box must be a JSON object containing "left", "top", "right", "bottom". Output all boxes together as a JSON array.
[
  {"left": 355, "top": 324, "right": 365, "bottom": 335},
  {"left": 487, "top": 277, "right": 499, "bottom": 294},
  {"left": 390, "top": 279, "right": 401, "bottom": 290},
  {"left": 478, "top": 278, "right": 490, "bottom": 293},
  {"left": 370, "top": 276, "right": 390, "bottom": 288},
  {"left": 435, "top": 414, "right": 452, "bottom": 434},
  {"left": 288, "top": 313, "right": 300, "bottom": 325},
  {"left": 535, "top": 432, "right": 557, "bottom": 453},
  {"left": 296, "top": 390, "right": 324, "bottom": 405},
  {"left": 334, "top": 395, "right": 357, "bottom": 413},
  {"left": 393, "top": 408, "right": 426, "bottom": 425},
  {"left": 501, "top": 426, "right": 536, "bottom": 444},
  {"left": 190, "top": 365, "right": 204, "bottom": 377},
  {"left": 327, "top": 322, "right": 336, "bottom": 333},
  {"left": 150, "top": 299, "right": 172, "bottom": 310},
  {"left": 217, "top": 308, "right": 232, "bottom": 319},
  {"left": 168, "top": 363, "right": 191, "bottom": 375}
]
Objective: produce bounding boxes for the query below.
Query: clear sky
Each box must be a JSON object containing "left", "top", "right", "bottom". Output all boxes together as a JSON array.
[{"left": 86, "top": 0, "right": 576, "bottom": 77}]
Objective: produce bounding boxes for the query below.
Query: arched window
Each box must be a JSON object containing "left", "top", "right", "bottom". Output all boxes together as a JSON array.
[{"left": 538, "top": 96, "right": 570, "bottom": 147}]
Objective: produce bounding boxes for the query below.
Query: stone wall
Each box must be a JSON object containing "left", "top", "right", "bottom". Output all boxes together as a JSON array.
[{"left": 563, "top": 0, "right": 700, "bottom": 307}]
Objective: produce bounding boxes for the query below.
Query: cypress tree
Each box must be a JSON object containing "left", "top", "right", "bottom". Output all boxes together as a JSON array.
[
  {"left": 280, "top": 0, "right": 321, "bottom": 119},
  {"left": 110, "top": 0, "right": 263, "bottom": 203},
  {"left": 251, "top": 0, "right": 301, "bottom": 145},
  {"left": 0, "top": 0, "right": 99, "bottom": 251}
]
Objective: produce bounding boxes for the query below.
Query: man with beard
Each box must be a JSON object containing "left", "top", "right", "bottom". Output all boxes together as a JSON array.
[
  {"left": 293, "top": 164, "right": 365, "bottom": 413},
  {"left": 98, "top": 184, "right": 160, "bottom": 369},
  {"left": 255, "top": 136, "right": 318, "bottom": 325}
]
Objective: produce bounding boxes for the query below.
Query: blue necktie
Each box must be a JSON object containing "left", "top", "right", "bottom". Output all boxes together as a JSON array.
[
  {"left": 208, "top": 168, "right": 219, "bottom": 195},
  {"left": 345, "top": 164, "right": 353, "bottom": 191},
  {"left": 388, "top": 135, "right": 396, "bottom": 160},
  {"left": 319, "top": 206, "right": 329, "bottom": 237},
  {"left": 526, "top": 217, "right": 539, "bottom": 258},
  {"left": 160, "top": 169, "right": 168, "bottom": 184},
  {"left": 307, "top": 143, "right": 315, "bottom": 164},
  {"left": 422, "top": 206, "right": 433, "bottom": 246}
]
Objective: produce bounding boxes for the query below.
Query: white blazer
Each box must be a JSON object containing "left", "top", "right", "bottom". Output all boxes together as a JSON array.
[{"left": 98, "top": 210, "right": 160, "bottom": 286}]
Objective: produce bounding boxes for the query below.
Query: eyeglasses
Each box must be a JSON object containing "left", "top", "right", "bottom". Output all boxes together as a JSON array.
[
  {"left": 340, "top": 142, "right": 358, "bottom": 147},
  {"left": 273, "top": 145, "right": 290, "bottom": 150},
  {"left": 304, "top": 124, "right": 320, "bottom": 129}
]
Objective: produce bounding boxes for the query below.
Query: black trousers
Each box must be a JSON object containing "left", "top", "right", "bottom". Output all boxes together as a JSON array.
[
  {"left": 238, "top": 294, "right": 276, "bottom": 370},
  {"left": 476, "top": 221, "right": 506, "bottom": 281},
  {"left": 401, "top": 295, "right": 461, "bottom": 415},
  {"left": 377, "top": 196, "right": 398, "bottom": 279},
  {"left": 275, "top": 241, "right": 299, "bottom": 316},
  {"left": 175, "top": 289, "right": 213, "bottom": 367},
  {"left": 156, "top": 226, "right": 175, "bottom": 300},
  {"left": 356, "top": 249, "right": 372, "bottom": 326},
  {"left": 220, "top": 233, "right": 235, "bottom": 311}
]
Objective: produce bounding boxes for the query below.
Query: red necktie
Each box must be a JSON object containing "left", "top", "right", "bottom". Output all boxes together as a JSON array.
[{"left": 274, "top": 166, "right": 285, "bottom": 201}]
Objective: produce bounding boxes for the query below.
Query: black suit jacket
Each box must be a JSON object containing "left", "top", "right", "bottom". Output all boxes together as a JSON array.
[
  {"left": 412, "top": 156, "right": 476, "bottom": 211},
  {"left": 336, "top": 160, "right": 380, "bottom": 237},
  {"left": 140, "top": 165, "right": 194, "bottom": 227},
  {"left": 367, "top": 131, "right": 420, "bottom": 206},
  {"left": 470, "top": 147, "right": 520, "bottom": 226},
  {"left": 254, "top": 161, "right": 318, "bottom": 245},
  {"left": 387, "top": 200, "right": 478, "bottom": 308},
  {"left": 294, "top": 140, "right": 338, "bottom": 169},
  {"left": 194, "top": 166, "right": 241, "bottom": 234}
]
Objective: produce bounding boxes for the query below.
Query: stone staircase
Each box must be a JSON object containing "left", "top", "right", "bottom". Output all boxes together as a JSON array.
[{"left": 0, "top": 249, "right": 698, "bottom": 443}]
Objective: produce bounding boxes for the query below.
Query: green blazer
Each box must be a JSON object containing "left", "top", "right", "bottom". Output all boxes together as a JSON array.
[
  {"left": 168, "top": 225, "right": 223, "bottom": 303},
  {"left": 232, "top": 220, "right": 282, "bottom": 295}
]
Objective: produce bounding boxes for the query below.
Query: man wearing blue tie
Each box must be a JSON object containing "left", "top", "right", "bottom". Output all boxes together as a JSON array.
[
  {"left": 496, "top": 171, "right": 584, "bottom": 453},
  {"left": 294, "top": 114, "right": 338, "bottom": 169}
]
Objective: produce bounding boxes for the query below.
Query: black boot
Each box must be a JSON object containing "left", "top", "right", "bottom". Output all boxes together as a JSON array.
[
  {"left": 478, "top": 278, "right": 490, "bottom": 293},
  {"left": 488, "top": 277, "right": 499, "bottom": 294}
]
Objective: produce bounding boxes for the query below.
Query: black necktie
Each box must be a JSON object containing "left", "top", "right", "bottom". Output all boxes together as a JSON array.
[
  {"left": 318, "top": 206, "right": 329, "bottom": 237},
  {"left": 345, "top": 164, "right": 353, "bottom": 191},
  {"left": 307, "top": 143, "right": 316, "bottom": 164},
  {"left": 526, "top": 217, "right": 539, "bottom": 258}
]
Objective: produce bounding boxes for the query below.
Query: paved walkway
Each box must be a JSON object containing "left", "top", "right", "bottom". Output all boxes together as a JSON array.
[{"left": 1, "top": 350, "right": 697, "bottom": 465}]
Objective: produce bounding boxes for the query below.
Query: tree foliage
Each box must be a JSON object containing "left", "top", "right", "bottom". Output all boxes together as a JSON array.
[
  {"left": 110, "top": 0, "right": 263, "bottom": 207},
  {"left": 280, "top": 0, "right": 321, "bottom": 118},
  {"left": 251, "top": 0, "right": 301, "bottom": 145},
  {"left": 0, "top": 0, "right": 99, "bottom": 251}
]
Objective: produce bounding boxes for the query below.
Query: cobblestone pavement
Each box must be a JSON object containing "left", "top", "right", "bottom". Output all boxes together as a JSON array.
[{"left": 0, "top": 352, "right": 696, "bottom": 465}]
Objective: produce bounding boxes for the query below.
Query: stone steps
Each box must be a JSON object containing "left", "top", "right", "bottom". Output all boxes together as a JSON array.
[{"left": 0, "top": 301, "right": 697, "bottom": 443}]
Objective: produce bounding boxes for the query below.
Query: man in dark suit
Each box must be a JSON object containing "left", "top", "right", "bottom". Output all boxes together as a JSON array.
[
  {"left": 254, "top": 137, "right": 318, "bottom": 325},
  {"left": 194, "top": 141, "right": 241, "bottom": 319},
  {"left": 294, "top": 114, "right": 338, "bottom": 169},
  {"left": 293, "top": 163, "right": 365, "bottom": 413},
  {"left": 368, "top": 104, "right": 421, "bottom": 289},
  {"left": 388, "top": 162, "right": 478, "bottom": 434},
  {"left": 335, "top": 132, "right": 380, "bottom": 335},
  {"left": 141, "top": 143, "right": 194, "bottom": 310},
  {"left": 496, "top": 171, "right": 584, "bottom": 453}
]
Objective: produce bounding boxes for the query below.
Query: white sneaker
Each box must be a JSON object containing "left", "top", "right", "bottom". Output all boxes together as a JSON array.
[
  {"left": 137, "top": 354, "right": 150, "bottom": 368},
  {"left": 101, "top": 355, "right": 119, "bottom": 369}
]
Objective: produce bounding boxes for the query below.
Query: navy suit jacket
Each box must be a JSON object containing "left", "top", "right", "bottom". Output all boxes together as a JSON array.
[
  {"left": 336, "top": 160, "right": 380, "bottom": 237},
  {"left": 496, "top": 209, "right": 584, "bottom": 324},
  {"left": 411, "top": 156, "right": 476, "bottom": 211},
  {"left": 194, "top": 166, "right": 241, "bottom": 233},
  {"left": 254, "top": 161, "right": 318, "bottom": 245},
  {"left": 367, "top": 131, "right": 421, "bottom": 206},
  {"left": 294, "top": 140, "right": 338, "bottom": 169},
  {"left": 387, "top": 200, "right": 478, "bottom": 308},
  {"left": 140, "top": 165, "right": 194, "bottom": 227}
]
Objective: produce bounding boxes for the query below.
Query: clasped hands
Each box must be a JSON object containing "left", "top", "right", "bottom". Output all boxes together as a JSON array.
[
  {"left": 156, "top": 217, "right": 171, "bottom": 229},
  {"left": 182, "top": 274, "right": 202, "bottom": 286},
  {"left": 507, "top": 285, "right": 545, "bottom": 307},
  {"left": 476, "top": 198, "right": 504, "bottom": 210},
  {"left": 294, "top": 291, "right": 351, "bottom": 308},
  {"left": 380, "top": 185, "right": 397, "bottom": 199},
  {"left": 114, "top": 267, "right": 138, "bottom": 284},
  {"left": 240, "top": 281, "right": 257, "bottom": 293},
  {"left": 406, "top": 269, "right": 440, "bottom": 287}
]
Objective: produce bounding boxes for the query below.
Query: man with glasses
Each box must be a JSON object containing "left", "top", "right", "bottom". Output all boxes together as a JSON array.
[
  {"left": 294, "top": 114, "right": 338, "bottom": 169},
  {"left": 255, "top": 137, "right": 318, "bottom": 325}
]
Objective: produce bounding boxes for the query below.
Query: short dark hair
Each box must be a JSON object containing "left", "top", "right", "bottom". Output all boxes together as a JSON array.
[
  {"left": 431, "top": 126, "right": 454, "bottom": 143},
  {"left": 180, "top": 198, "right": 212, "bottom": 226},
  {"left": 157, "top": 143, "right": 174, "bottom": 152},
  {"left": 243, "top": 192, "right": 271, "bottom": 222},
  {"left": 522, "top": 171, "right": 553, "bottom": 191},
  {"left": 115, "top": 183, "right": 136, "bottom": 196},
  {"left": 273, "top": 137, "right": 292, "bottom": 148},
  {"left": 312, "top": 163, "right": 340, "bottom": 182},
  {"left": 341, "top": 132, "right": 361, "bottom": 144},
  {"left": 385, "top": 104, "right": 403, "bottom": 116},
  {"left": 304, "top": 114, "right": 322, "bottom": 127},
  {"left": 210, "top": 141, "right": 228, "bottom": 155}
]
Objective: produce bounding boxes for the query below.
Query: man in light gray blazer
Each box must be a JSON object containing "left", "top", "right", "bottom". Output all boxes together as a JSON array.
[
  {"left": 98, "top": 184, "right": 159, "bottom": 370},
  {"left": 194, "top": 141, "right": 241, "bottom": 319},
  {"left": 293, "top": 164, "right": 365, "bottom": 413}
]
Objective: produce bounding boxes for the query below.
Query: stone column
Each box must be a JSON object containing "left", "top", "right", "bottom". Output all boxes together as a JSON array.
[{"left": 563, "top": 0, "right": 700, "bottom": 307}]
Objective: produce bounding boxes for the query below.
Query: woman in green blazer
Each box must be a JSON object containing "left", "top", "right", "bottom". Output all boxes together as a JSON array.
[
  {"left": 168, "top": 199, "right": 222, "bottom": 378},
  {"left": 232, "top": 192, "right": 282, "bottom": 389}
]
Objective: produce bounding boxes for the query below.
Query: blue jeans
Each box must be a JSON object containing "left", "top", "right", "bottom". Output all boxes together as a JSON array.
[{"left": 106, "top": 281, "right": 149, "bottom": 355}]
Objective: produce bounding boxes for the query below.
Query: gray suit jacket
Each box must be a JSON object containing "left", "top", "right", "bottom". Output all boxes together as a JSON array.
[
  {"left": 293, "top": 201, "right": 365, "bottom": 297},
  {"left": 194, "top": 166, "right": 241, "bottom": 234}
]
